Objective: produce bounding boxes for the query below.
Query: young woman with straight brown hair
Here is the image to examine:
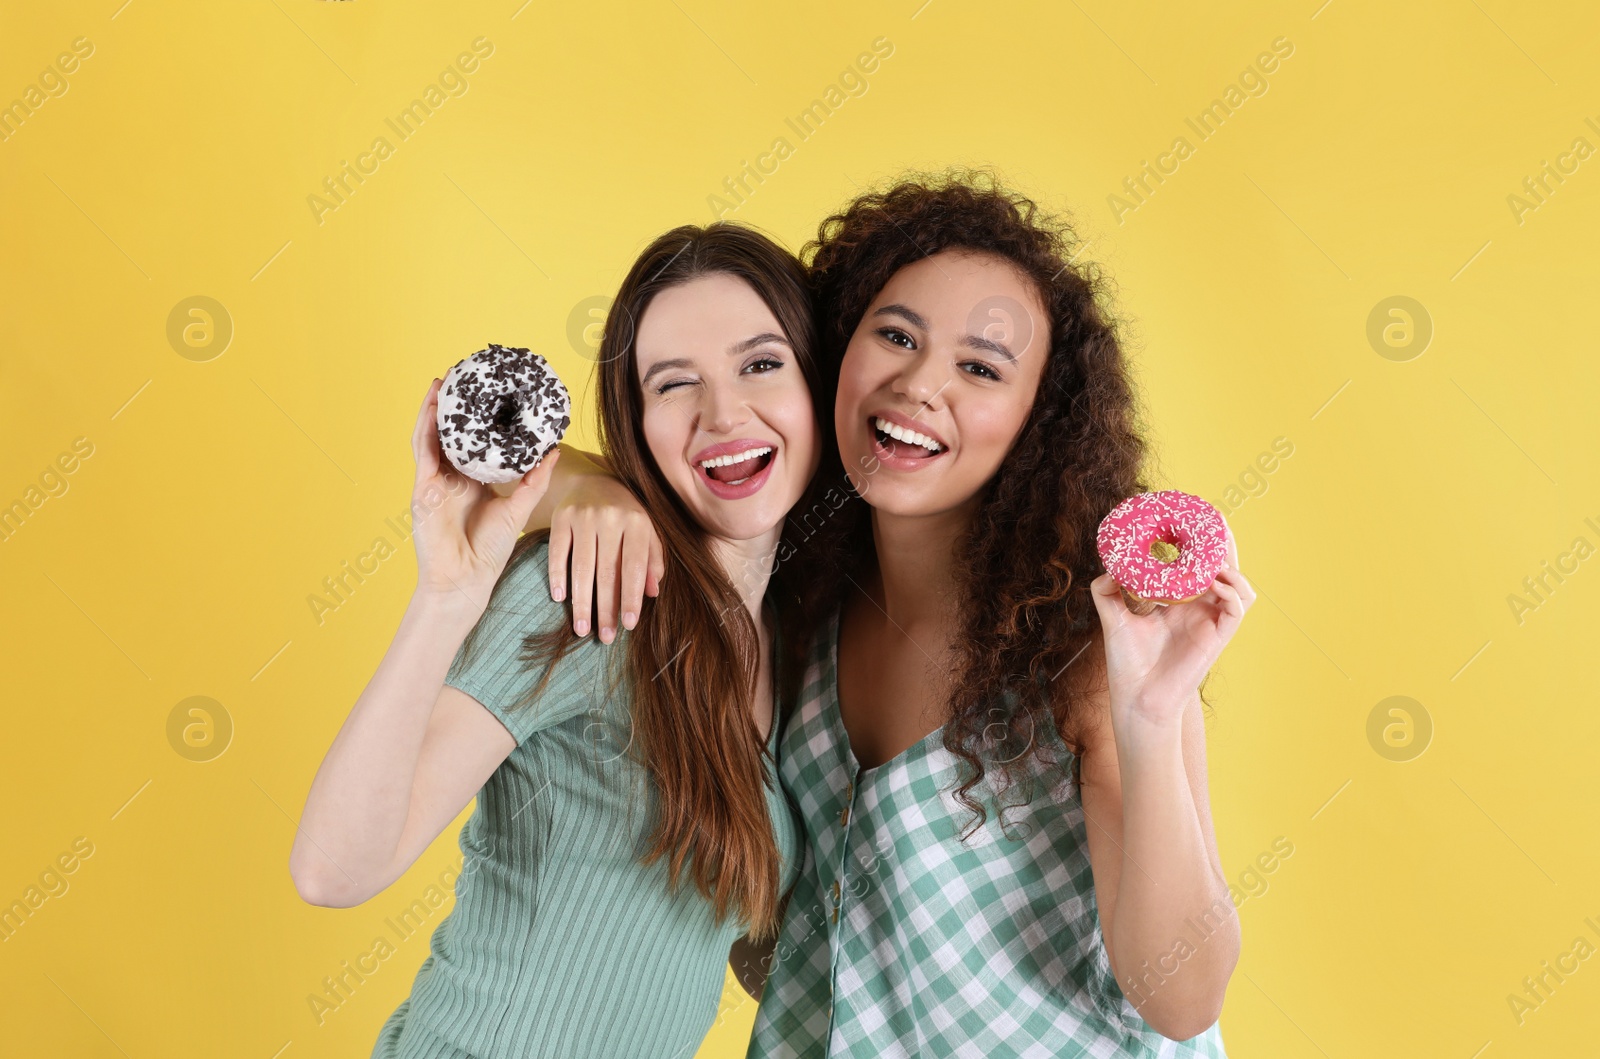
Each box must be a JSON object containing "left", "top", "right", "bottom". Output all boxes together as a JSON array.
[{"left": 290, "top": 221, "right": 836, "bottom": 1058}]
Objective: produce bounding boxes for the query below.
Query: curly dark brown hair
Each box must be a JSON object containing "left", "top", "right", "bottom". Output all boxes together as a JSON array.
[{"left": 795, "top": 167, "right": 1174, "bottom": 836}]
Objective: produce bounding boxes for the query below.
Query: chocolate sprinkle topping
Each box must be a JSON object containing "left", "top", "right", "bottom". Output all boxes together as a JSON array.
[{"left": 435, "top": 343, "right": 572, "bottom": 484}]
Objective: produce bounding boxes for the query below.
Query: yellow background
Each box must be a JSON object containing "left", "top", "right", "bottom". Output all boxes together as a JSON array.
[{"left": 3, "top": 0, "right": 1598, "bottom": 1056}]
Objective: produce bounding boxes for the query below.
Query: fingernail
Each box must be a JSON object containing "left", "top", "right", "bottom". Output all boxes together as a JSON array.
[
  {"left": 552, "top": 586, "right": 565, "bottom": 602},
  {"left": 574, "top": 619, "right": 588, "bottom": 636},
  {"left": 622, "top": 611, "right": 636, "bottom": 629},
  {"left": 600, "top": 626, "right": 613, "bottom": 643}
]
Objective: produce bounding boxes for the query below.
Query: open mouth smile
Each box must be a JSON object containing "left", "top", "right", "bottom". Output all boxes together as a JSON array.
[
  {"left": 694, "top": 443, "right": 776, "bottom": 499},
  {"left": 869, "top": 415, "right": 947, "bottom": 469}
]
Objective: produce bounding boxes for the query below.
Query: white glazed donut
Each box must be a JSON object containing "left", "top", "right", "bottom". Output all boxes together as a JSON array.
[{"left": 436, "top": 344, "right": 571, "bottom": 484}]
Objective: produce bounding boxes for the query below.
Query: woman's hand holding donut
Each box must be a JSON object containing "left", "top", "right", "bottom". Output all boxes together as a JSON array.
[
  {"left": 409, "top": 378, "right": 562, "bottom": 614},
  {"left": 1088, "top": 520, "right": 1255, "bottom": 730}
]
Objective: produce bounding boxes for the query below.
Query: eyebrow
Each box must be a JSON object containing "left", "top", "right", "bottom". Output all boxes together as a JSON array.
[
  {"left": 639, "top": 331, "right": 790, "bottom": 387},
  {"left": 961, "top": 332, "right": 1017, "bottom": 364},
  {"left": 872, "top": 303, "right": 928, "bottom": 331},
  {"left": 872, "top": 303, "right": 1017, "bottom": 364}
]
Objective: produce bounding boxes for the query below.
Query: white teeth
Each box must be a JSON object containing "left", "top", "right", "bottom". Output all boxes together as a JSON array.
[
  {"left": 699, "top": 445, "right": 772, "bottom": 470},
  {"left": 873, "top": 417, "right": 943, "bottom": 453}
]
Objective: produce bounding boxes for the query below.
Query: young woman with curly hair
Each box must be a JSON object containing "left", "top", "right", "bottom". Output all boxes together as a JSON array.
[{"left": 533, "top": 170, "right": 1253, "bottom": 1057}]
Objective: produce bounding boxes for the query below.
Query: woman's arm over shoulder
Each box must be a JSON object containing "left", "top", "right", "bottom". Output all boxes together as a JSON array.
[
  {"left": 509, "top": 443, "right": 614, "bottom": 533},
  {"left": 509, "top": 442, "right": 663, "bottom": 646}
]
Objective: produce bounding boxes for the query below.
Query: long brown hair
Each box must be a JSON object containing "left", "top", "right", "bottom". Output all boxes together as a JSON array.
[
  {"left": 798, "top": 168, "right": 1176, "bottom": 836},
  {"left": 474, "top": 222, "right": 832, "bottom": 940}
]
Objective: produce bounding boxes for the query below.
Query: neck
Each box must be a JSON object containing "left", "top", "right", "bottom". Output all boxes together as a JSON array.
[
  {"left": 708, "top": 527, "right": 781, "bottom": 634},
  {"left": 862, "top": 498, "right": 975, "bottom": 634}
]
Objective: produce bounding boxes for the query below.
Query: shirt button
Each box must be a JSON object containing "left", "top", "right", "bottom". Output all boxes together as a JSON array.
[
  {"left": 840, "top": 804, "right": 850, "bottom": 826},
  {"left": 831, "top": 879, "right": 841, "bottom": 902}
]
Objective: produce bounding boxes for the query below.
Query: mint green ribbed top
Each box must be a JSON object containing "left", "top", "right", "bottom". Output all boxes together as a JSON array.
[{"left": 373, "top": 538, "right": 802, "bottom": 1059}]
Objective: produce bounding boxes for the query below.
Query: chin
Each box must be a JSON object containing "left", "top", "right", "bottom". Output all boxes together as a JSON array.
[
  {"left": 857, "top": 488, "right": 931, "bottom": 517},
  {"left": 697, "top": 507, "right": 785, "bottom": 543},
  {"left": 857, "top": 471, "right": 971, "bottom": 518}
]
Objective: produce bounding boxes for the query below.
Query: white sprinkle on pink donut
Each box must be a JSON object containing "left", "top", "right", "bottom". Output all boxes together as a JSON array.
[{"left": 1096, "top": 490, "right": 1231, "bottom": 604}]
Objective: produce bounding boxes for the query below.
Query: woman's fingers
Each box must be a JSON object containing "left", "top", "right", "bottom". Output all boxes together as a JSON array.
[
  {"left": 1214, "top": 566, "right": 1255, "bottom": 615},
  {"left": 547, "top": 511, "right": 571, "bottom": 604},
  {"left": 1217, "top": 508, "right": 1240, "bottom": 571},
  {"left": 1089, "top": 572, "right": 1119, "bottom": 609},
  {"left": 1089, "top": 572, "right": 1132, "bottom": 628},
  {"left": 412, "top": 379, "right": 443, "bottom": 483},
  {"left": 568, "top": 528, "right": 597, "bottom": 637},
  {"left": 500, "top": 450, "right": 561, "bottom": 544},
  {"left": 646, "top": 532, "right": 664, "bottom": 598},
  {"left": 593, "top": 521, "right": 622, "bottom": 643},
  {"left": 618, "top": 524, "right": 651, "bottom": 630},
  {"left": 1181, "top": 569, "right": 1249, "bottom": 659}
]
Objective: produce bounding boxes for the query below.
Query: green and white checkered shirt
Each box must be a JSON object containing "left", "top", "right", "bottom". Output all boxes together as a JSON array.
[{"left": 748, "top": 610, "right": 1229, "bottom": 1058}]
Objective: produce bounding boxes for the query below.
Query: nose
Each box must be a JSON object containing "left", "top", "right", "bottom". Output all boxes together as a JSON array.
[
  {"left": 700, "top": 377, "right": 751, "bottom": 435},
  {"left": 893, "top": 346, "right": 949, "bottom": 409}
]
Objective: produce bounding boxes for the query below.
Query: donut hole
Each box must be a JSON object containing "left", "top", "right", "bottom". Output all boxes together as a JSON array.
[
  {"left": 490, "top": 393, "right": 523, "bottom": 435},
  {"left": 1149, "top": 536, "right": 1182, "bottom": 563}
]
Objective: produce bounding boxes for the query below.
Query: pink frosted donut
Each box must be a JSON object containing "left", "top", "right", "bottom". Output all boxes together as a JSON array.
[{"left": 1096, "top": 490, "right": 1231, "bottom": 604}]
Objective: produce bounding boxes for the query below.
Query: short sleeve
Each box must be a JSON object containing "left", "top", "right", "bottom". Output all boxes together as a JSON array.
[{"left": 445, "top": 539, "right": 601, "bottom": 744}]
